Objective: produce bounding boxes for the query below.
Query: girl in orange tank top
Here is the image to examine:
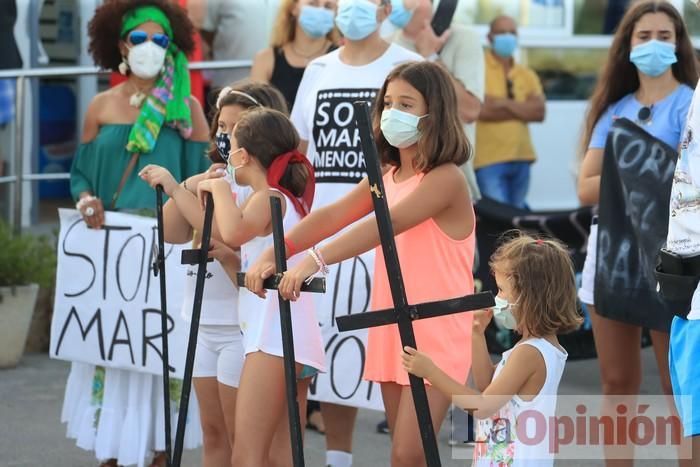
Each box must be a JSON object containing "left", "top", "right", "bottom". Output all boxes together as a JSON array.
[{"left": 247, "top": 61, "right": 476, "bottom": 466}]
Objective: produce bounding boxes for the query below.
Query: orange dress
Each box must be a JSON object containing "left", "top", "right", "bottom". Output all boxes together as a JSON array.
[{"left": 363, "top": 169, "right": 476, "bottom": 386}]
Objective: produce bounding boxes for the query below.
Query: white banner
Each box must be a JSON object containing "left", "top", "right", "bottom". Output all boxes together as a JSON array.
[
  {"left": 50, "top": 209, "right": 387, "bottom": 409},
  {"left": 309, "top": 327, "right": 384, "bottom": 411},
  {"left": 307, "top": 256, "right": 385, "bottom": 411},
  {"left": 50, "top": 209, "right": 190, "bottom": 378}
]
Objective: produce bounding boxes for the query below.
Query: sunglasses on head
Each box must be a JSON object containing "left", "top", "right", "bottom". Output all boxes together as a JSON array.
[{"left": 128, "top": 30, "right": 170, "bottom": 49}]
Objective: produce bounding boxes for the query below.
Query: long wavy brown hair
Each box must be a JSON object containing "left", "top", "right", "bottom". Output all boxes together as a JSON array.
[{"left": 580, "top": 0, "right": 698, "bottom": 156}]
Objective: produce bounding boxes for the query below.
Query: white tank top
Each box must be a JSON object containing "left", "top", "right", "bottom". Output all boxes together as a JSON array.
[
  {"left": 238, "top": 190, "right": 326, "bottom": 372},
  {"left": 473, "top": 338, "right": 568, "bottom": 467},
  {"left": 180, "top": 181, "right": 252, "bottom": 326}
]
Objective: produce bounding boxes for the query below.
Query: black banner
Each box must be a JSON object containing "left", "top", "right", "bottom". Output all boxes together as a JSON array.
[
  {"left": 311, "top": 87, "right": 378, "bottom": 184},
  {"left": 595, "top": 118, "right": 681, "bottom": 331}
]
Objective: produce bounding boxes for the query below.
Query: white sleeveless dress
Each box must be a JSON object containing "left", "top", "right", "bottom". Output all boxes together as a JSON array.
[
  {"left": 473, "top": 338, "right": 568, "bottom": 466},
  {"left": 238, "top": 191, "right": 326, "bottom": 372}
]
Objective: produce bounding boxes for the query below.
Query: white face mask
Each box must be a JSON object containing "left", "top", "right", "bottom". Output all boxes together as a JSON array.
[
  {"left": 227, "top": 148, "right": 245, "bottom": 185},
  {"left": 380, "top": 108, "right": 428, "bottom": 148},
  {"left": 493, "top": 295, "right": 518, "bottom": 330},
  {"left": 127, "top": 41, "right": 166, "bottom": 79}
]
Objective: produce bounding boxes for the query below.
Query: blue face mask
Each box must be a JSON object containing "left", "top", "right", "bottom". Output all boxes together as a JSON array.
[
  {"left": 492, "top": 33, "right": 517, "bottom": 58},
  {"left": 336, "top": 0, "right": 379, "bottom": 41},
  {"left": 492, "top": 295, "right": 518, "bottom": 330},
  {"left": 216, "top": 132, "right": 231, "bottom": 161},
  {"left": 380, "top": 108, "right": 427, "bottom": 148},
  {"left": 630, "top": 40, "right": 677, "bottom": 78},
  {"left": 388, "top": 0, "right": 413, "bottom": 28},
  {"left": 299, "top": 5, "right": 335, "bottom": 38}
]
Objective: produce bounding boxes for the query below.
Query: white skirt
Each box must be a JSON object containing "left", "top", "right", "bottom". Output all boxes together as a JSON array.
[
  {"left": 579, "top": 221, "right": 598, "bottom": 306},
  {"left": 61, "top": 362, "right": 202, "bottom": 466}
]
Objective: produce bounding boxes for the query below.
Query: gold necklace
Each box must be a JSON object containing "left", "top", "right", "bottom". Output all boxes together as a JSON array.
[{"left": 290, "top": 39, "right": 328, "bottom": 60}]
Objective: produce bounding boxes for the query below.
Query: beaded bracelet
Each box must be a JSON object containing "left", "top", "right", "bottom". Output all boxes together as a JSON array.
[{"left": 306, "top": 247, "right": 329, "bottom": 276}]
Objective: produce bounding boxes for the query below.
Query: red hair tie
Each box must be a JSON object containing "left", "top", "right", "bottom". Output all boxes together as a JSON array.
[{"left": 266, "top": 149, "right": 315, "bottom": 217}]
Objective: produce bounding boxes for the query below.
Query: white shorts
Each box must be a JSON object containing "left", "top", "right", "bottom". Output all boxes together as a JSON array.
[
  {"left": 193, "top": 324, "right": 245, "bottom": 388},
  {"left": 579, "top": 221, "right": 598, "bottom": 306}
]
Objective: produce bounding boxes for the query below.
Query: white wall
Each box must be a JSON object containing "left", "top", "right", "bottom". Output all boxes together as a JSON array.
[{"left": 527, "top": 100, "right": 588, "bottom": 211}]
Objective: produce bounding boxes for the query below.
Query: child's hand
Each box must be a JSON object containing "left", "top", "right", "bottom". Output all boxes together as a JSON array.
[
  {"left": 278, "top": 253, "right": 320, "bottom": 301},
  {"left": 185, "top": 164, "right": 227, "bottom": 194},
  {"left": 401, "top": 346, "right": 436, "bottom": 379},
  {"left": 473, "top": 308, "right": 493, "bottom": 334},
  {"left": 197, "top": 178, "right": 228, "bottom": 210},
  {"left": 205, "top": 163, "right": 227, "bottom": 179},
  {"left": 245, "top": 247, "right": 277, "bottom": 299},
  {"left": 138, "top": 164, "right": 178, "bottom": 196},
  {"left": 208, "top": 238, "right": 240, "bottom": 270}
]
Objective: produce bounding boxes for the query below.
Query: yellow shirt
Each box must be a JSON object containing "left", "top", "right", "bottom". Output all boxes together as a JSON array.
[{"left": 475, "top": 51, "right": 544, "bottom": 169}]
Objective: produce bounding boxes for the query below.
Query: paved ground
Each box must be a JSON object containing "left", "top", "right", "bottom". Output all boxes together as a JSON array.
[{"left": 0, "top": 349, "right": 682, "bottom": 467}]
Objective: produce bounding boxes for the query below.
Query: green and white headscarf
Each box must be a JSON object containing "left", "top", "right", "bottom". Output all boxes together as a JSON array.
[{"left": 120, "top": 5, "right": 192, "bottom": 154}]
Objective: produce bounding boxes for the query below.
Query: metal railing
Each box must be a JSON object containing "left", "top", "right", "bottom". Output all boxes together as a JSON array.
[{"left": 0, "top": 60, "right": 252, "bottom": 233}]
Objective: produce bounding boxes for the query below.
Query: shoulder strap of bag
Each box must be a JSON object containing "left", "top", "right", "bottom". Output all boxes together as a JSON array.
[{"left": 111, "top": 152, "right": 139, "bottom": 210}]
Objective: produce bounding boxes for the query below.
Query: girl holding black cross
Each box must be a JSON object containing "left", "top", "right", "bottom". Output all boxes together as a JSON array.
[
  {"left": 196, "top": 107, "right": 325, "bottom": 467},
  {"left": 139, "top": 81, "right": 289, "bottom": 467},
  {"left": 248, "top": 60, "right": 475, "bottom": 467}
]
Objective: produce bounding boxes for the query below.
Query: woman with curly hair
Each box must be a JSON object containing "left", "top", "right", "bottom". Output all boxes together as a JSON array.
[
  {"left": 62, "top": 1, "right": 210, "bottom": 466},
  {"left": 250, "top": 0, "right": 339, "bottom": 109}
]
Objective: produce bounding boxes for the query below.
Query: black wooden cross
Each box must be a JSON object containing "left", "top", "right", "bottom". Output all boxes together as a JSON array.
[
  {"left": 170, "top": 192, "right": 215, "bottom": 467},
  {"left": 235, "top": 196, "right": 325, "bottom": 467},
  {"left": 153, "top": 185, "right": 172, "bottom": 467},
  {"left": 335, "top": 102, "right": 495, "bottom": 467}
]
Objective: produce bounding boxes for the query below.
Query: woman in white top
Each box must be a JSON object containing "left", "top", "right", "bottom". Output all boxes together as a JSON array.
[{"left": 403, "top": 234, "right": 582, "bottom": 466}]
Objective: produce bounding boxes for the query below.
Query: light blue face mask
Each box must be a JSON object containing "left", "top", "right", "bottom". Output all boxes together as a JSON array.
[
  {"left": 380, "top": 108, "right": 428, "bottom": 148},
  {"left": 299, "top": 5, "right": 335, "bottom": 38},
  {"left": 630, "top": 39, "right": 677, "bottom": 78},
  {"left": 493, "top": 295, "right": 518, "bottom": 330},
  {"left": 336, "top": 0, "right": 380, "bottom": 41},
  {"left": 388, "top": 0, "right": 413, "bottom": 28},
  {"left": 492, "top": 33, "right": 517, "bottom": 58}
]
